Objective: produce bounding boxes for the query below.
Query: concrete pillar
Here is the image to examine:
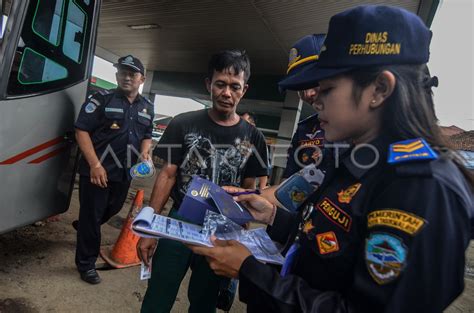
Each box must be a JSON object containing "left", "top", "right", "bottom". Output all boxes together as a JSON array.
[
  {"left": 141, "top": 70, "right": 156, "bottom": 103},
  {"left": 270, "top": 91, "right": 302, "bottom": 184}
]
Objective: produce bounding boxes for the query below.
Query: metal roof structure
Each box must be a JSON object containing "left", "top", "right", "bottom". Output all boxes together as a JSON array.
[{"left": 96, "top": 0, "right": 439, "bottom": 75}]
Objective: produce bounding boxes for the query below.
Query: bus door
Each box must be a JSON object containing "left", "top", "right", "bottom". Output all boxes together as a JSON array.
[{"left": 0, "top": 0, "right": 101, "bottom": 233}]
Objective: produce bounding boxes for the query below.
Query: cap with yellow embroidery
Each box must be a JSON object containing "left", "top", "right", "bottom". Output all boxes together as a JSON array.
[
  {"left": 278, "top": 34, "right": 325, "bottom": 92},
  {"left": 287, "top": 5, "right": 433, "bottom": 91}
]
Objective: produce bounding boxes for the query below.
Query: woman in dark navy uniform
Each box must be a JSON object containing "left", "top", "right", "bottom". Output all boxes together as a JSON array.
[{"left": 189, "top": 5, "right": 474, "bottom": 313}]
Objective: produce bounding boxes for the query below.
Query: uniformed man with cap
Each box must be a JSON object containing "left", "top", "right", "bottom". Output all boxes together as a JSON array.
[
  {"left": 278, "top": 34, "right": 326, "bottom": 179},
  {"left": 255, "top": 35, "right": 327, "bottom": 205},
  {"left": 74, "top": 55, "right": 154, "bottom": 284}
]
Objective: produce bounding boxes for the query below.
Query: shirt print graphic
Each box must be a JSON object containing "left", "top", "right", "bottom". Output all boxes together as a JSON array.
[{"left": 179, "top": 132, "right": 253, "bottom": 195}]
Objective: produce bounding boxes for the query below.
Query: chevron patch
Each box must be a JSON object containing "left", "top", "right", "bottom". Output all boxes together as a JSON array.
[
  {"left": 392, "top": 140, "right": 424, "bottom": 153},
  {"left": 388, "top": 138, "right": 438, "bottom": 164}
]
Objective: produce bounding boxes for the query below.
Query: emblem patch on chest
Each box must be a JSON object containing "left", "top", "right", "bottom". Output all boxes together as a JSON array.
[
  {"left": 298, "top": 138, "right": 323, "bottom": 147},
  {"left": 110, "top": 122, "right": 120, "bottom": 129},
  {"left": 317, "top": 198, "right": 352, "bottom": 232},
  {"left": 316, "top": 231, "right": 339, "bottom": 255},
  {"left": 365, "top": 233, "right": 407, "bottom": 285},
  {"left": 302, "top": 220, "right": 315, "bottom": 234},
  {"left": 337, "top": 183, "right": 361, "bottom": 204}
]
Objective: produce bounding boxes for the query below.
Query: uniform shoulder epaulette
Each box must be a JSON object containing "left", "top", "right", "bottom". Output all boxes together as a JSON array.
[
  {"left": 88, "top": 90, "right": 113, "bottom": 107},
  {"left": 388, "top": 138, "right": 438, "bottom": 165},
  {"left": 144, "top": 97, "right": 154, "bottom": 107},
  {"left": 97, "top": 89, "right": 112, "bottom": 96},
  {"left": 298, "top": 113, "right": 318, "bottom": 125}
]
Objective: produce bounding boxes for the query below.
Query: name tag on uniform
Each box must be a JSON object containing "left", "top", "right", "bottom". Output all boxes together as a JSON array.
[
  {"left": 138, "top": 112, "right": 151, "bottom": 120},
  {"left": 105, "top": 107, "right": 124, "bottom": 113}
]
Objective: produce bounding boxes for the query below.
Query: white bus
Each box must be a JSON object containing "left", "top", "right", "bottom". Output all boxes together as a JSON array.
[{"left": 0, "top": 0, "right": 101, "bottom": 233}]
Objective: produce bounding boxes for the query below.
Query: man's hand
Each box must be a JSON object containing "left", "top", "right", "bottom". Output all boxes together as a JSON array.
[
  {"left": 222, "top": 186, "right": 276, "bottom": 225},
  {"left": 90, "top": 164, "right": 108, "bottom": 188},
  {"left": 137, "top": 237, "right": 158, "bottom": 267},
  {"left": 188, "top": 236, "right": 251, "bottom": 278},
  {"left": 140, "top": 151, "right": 151, "bottom": 161}
]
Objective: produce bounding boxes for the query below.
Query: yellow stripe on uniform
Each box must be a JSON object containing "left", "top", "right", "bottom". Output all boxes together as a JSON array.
[
  {"left": 392, "top": 140, "right": 424, "bottom": 152},
  {"left": 287, "top": 55, "right": 319, "bottom": 74}
]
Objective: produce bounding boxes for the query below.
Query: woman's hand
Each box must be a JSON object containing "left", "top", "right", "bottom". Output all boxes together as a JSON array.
[
  {"left": 188, "top": 236, "right": 252, "bottom": 278},
  {"left": 223, "top": 186, "right": 276, "bottom": 225}
]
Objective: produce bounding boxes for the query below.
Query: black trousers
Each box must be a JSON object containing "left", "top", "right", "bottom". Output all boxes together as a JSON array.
[{"left": 75, "top": 175, "right": 130, "bottom": 272}]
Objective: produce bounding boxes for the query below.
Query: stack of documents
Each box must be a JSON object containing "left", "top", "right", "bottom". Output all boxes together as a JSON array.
[{"left": 132, "top": 207, "right": 284, "bottom": 265}]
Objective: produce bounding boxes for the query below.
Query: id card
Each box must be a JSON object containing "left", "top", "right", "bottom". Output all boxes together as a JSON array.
[
  {"left": 275, "top": 175, "right": 316, "bottom": 212},
  {"left": 276, "top": 165, "right": 325, "bottom": 212},
  {"left": 140, "top": 261, "right": 152, "bottom": 280}
]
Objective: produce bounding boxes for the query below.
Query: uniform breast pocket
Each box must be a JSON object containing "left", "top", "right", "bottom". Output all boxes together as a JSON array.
[
  {"left": 104, "top": 108, "right": 124, "bottom": 130},
  {"left": 137, "top": 112, "right": 152, "bottom": 127}
]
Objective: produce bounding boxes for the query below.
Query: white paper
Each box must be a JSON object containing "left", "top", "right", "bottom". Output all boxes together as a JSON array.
[
  {"left": 132, "top": 207, "right": 285, "bottom": 265},
  {"left": 132, "top": 209, "right": 212, "bottom": 246}
]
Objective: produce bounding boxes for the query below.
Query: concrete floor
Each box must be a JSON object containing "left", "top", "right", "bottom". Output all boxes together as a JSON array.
[
  {"left": 0, "top": 176, "right": 245, "bottom": 313},
  {"left": 0, "top": 174, "right": 472, "bottom": 313}
]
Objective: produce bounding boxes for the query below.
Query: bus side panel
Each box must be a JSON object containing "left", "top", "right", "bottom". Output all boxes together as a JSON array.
[{"left": 0, "top": 80, "right": 88, "bottom": 234}]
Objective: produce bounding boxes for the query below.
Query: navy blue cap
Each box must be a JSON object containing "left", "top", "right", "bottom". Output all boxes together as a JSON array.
[
  {"left": 285, "top": 5, "right": 433, "bottom": 91},
  {"left": 278, "top": 34, "right": 326, "bottom": 91},
  {"left": 113, "top": 55, "right": 145, "bottom": 75}
]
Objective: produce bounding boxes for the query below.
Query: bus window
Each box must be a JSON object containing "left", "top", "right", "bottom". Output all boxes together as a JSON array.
[
  {"left": 63, "top": 0, "right": 86, "bottom": 63},
  {"left": 6, "top": 0, "right": 96, "bottom": 96},
  {"left": 32, "top": 0, "right": 65, "bottom": 46},
  {"left": 18, "top": 47, "right": 68, "bottom": 84}
]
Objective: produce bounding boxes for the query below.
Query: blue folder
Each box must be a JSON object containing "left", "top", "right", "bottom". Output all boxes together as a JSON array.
[
  {"left": 209, "top": 186, "right": 254, "bottom": 225},
  {"left": 178, "top": 176, "right": 254, "bottom": 225}
]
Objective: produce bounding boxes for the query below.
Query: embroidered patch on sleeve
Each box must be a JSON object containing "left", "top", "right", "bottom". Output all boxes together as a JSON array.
[
  {"left": 85, "top": 102, "right": 97, "bottom": 113},
  {"left": 317, "top": 198, "right": 352, "bottom": 232},
  {"left": 367, "top": 209, "right": 426, "bottom": 236},
  {"left": 365, "top": 233, "right": 407, "bottom": 285},
  {"left": 316, "top": 231, "right": 339, "bottom": 255}
]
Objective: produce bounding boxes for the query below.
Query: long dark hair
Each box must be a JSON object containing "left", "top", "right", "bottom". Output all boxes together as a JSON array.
[{"left": 346, "top": 64, "right": 474, "bottom": 188}]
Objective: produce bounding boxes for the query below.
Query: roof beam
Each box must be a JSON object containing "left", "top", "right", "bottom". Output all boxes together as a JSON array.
[
  {"left": 94, "top": 45, "right": 120, "bottom": 64},
  {"left": 418, "top": 0, "right": 441, "bottom": 27}
]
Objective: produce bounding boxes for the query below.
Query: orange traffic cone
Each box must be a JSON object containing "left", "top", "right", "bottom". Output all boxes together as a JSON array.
[{"left": 100, "top": 189, "right": 144, "bottom": 268}]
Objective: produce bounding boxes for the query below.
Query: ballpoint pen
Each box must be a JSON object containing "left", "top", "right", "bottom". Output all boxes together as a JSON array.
[{"left": 228, "top": 190, "right": 261, "bottom": 196}]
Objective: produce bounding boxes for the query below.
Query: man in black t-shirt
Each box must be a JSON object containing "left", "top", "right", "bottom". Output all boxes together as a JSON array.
[
  {"left": 138, "top": 50, "right": 269, "bottom": 313},
  {"left": 157, "top": 110, "right": 268, "bottom": 204}
]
